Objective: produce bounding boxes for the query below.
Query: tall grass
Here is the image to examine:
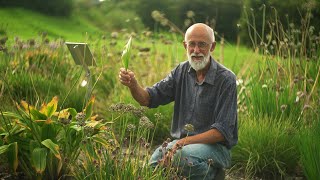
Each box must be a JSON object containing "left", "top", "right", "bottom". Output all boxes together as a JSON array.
[
  {"left": 232, "top": 4, "right": 320, "bottom": 179},
  {"left": 299, "top": 121, "right": 320, "bottom": 180},
  {"left": 241, "top": 5, "right": 320, "bottom": 122},
  {"left": 232, "top": 115, "right": 300, "bottom": 179}
]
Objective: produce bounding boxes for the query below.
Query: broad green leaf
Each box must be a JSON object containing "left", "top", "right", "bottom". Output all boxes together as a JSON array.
[
  {"left": 41, "top": 139, "right": 61, "bottom": 160},
  {"left": 7, "top": 142, "right": 18, "bottom": 173},
  {"left": 30, "top": 109, "right": 47, "bottom": 120},
  {"left": 121, "top": 36, "right": 132, "bottom": 71},
  {"left": 41, "top": 124, "right": 57, "bottom": 141},
  {"left": 32, "top": 148, "right": 47, "bottom": 174},
  {"left": 29, "top": 140, "right": 40, "bottom": 153},
  {"left": 84, "top": 96, "right": 95, "bottom": 120},
  {"left": 67, "top": 108, "right": 78, "bottom": 121}
]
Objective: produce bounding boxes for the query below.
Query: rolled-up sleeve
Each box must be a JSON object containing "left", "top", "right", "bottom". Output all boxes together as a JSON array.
[
  {"left": 146, "top": 68, "right": 177, "bottom": 108},
  {"left": 211, "top": 77, "right": 238, "bottom": 149}
]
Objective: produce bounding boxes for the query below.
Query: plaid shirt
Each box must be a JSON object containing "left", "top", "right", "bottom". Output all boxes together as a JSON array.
[{"left": 146, "top": 57, "right": 238, "bottom": 149}]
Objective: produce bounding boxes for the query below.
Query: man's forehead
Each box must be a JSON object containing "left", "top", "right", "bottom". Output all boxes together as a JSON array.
[{"left": 186, "top": 30, "right": 210, "bottom": 41}]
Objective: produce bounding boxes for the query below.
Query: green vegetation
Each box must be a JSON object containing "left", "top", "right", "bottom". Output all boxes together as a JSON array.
[
  {"left": 0, "top": 8, "right": 102, "bottom": 42},
  {"left": 0, "top": 3, "right": 319, "bottom": 180}
]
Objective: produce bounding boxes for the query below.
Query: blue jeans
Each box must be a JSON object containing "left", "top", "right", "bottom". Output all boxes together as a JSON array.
[{"left": 149, "top": 140, "right": 231, "bottom": 180}]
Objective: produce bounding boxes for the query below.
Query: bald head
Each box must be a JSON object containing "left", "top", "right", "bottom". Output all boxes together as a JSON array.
[{"left": 185, "top": 23, "right": 215, "bottom": 43}]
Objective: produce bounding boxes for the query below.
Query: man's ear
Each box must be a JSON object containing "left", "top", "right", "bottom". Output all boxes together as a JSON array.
[
  {"left": 210, "top": 42, "right": 216, "bottom": 52},
  {"left": 183, "top": 41, "right": 187, "bottom": 50}
]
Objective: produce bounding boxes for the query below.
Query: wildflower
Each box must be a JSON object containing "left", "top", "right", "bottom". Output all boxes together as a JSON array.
[
  {"left": 207, "top": 159, "right": 214, "bottom": 166},
  {"left": 144, "top": 143, "right": 150, "bottom": 149},
  {"left": 0, "top": 36, "right": 8, "bottom": 45},
  {"left": 76, "top": 112, "right": 86, "bottom": 126},
  {"left": 184, "top": 19, "right": 191, "bottom": 27},
  {"left": 132, "top": 107, "right": 145, "bottom": 117},
  {"left": 111, "top": 32, "right": 118, "bottom": 39},
  {"left": 28, "top": 39, "right": 35, "bottom": 46},
  {"left": 280, "top": 104, "right": 287, "bottom": 112},
  {"left": 154, "top": 112, "right": 163, "bottom": 120},
  {"left": 236, "top": 79, "right": 243, "bottom": 86},
  {"left": 127, "top": 124, "right": 136, "bottom": 132},
  {"left": 76, "top": 112, "right": 86, "bottom": 121},
  {"left": 138, "top": 137, "right": 146, "bottom": 146},
  {"left": 162, "top": 141, "right": 168, "bottom": 148},
  {"left": 60, "top": 118, "right": 71, "bottom": 125},
  {"left": 307, "top": 78, "right": 314, "bottom": 83},
  {"left": 262, "top": 84, "right": 268, "bottom": 89},
  {"left": 184, "top": 124, "right": 194, "bottom": 132},
  {"left": 139, "top": 116, "right": 154, "bottom": 129},
  {"left": 84, "top": 126, "right": 95, "bottom": 136},
  {"left": 186, "top": 11, "right": 195, "bottom": 18},
  {"left": 151, "top": 10, "right": 162, "bottom": 22}
]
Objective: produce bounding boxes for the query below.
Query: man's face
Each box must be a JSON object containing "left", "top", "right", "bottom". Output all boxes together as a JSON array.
[{"left": 186, "top": 41, "right": 211, "bottom": 71}]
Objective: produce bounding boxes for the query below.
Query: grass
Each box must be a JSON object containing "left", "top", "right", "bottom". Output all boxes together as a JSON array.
[
  {"left": 0, "top": 8, "right": 103, "bottom": 43},
  {"left": 232, "top": 115, "right": 300, "bottom": 178}
]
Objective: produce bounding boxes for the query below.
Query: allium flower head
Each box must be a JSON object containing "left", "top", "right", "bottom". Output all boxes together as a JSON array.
[{"left": 184, "top": 124, "right": 194, "bottom": 132}]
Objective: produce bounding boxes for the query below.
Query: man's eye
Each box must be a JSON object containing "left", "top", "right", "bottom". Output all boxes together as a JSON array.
[
  {"left": 189, "top": 42, "right": 196, "bottom": 47},
  {"left": 199, "top": 42, "right": 207, "bottom": 47}
]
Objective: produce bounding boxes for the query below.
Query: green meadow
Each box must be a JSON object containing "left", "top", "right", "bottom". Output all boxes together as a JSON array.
[{"left": 0, "top": 5, "right": 319, "bottom": 180}]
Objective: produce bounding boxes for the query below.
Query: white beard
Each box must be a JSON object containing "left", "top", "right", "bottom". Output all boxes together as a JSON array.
[{"left": 187, "top": 52, "right": 210, "bottom": 71}]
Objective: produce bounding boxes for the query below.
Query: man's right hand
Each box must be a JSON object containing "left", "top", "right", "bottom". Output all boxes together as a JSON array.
[{"left": 119, "top": 68, "right": 137, "bottom": 88}]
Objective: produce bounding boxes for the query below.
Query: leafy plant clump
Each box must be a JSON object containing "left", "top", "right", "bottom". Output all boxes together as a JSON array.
[{"left": 0, "top": 96, "right": 116, "bottom": 179}]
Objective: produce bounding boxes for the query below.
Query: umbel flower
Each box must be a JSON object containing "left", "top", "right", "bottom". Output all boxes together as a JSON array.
[
  {"left": 184, "top": 124, "right": 194, "bottom": 132},
  {"left": 139, "top": 116, "right": 154, "bottom": 129}
]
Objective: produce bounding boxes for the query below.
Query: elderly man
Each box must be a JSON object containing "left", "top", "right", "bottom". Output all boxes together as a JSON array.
[{"left": 119, "top": 23, "right": 238, "bottom": 179}]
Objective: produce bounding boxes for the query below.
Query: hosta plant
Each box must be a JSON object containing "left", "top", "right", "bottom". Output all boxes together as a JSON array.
[{"left": 0, "top": 96, "right": 116, "bottom": 179}]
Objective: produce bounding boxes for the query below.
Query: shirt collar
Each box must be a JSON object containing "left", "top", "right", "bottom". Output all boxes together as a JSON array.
[{"left": 188, "top": 56, "right": 217, "bottom": 85}]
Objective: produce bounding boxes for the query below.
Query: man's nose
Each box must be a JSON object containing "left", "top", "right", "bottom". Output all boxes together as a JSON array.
[{"left": 193, "top": 45, "right": 201, "bottom": 53}]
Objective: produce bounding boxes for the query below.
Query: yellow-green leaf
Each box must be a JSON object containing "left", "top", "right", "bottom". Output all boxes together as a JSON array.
[
  {"left": 121, "top": 36, "right": 132, "bottom": 71},
  {"left": 30, "top": 109, "right": 47, "bottom": 120},
  {"left": 41, "top": 139, "right": 61, "bottom": 160},
  {"left": 45, "top": 96, "right": 58, "bottom": 118},
  {"left": 32, "top": 148, "right": 47, "bottom": 174},
  {"left": 21, "top": 100, "right": 34, "bottom": 113}
]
